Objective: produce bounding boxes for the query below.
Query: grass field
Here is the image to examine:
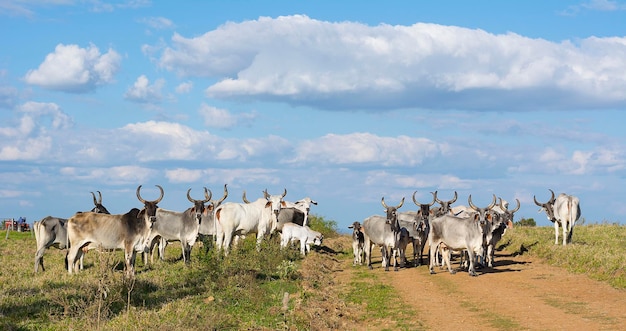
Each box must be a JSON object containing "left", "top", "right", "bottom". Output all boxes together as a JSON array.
[{"left": 1, "top": 220, "right": 624, "bottom": 330}]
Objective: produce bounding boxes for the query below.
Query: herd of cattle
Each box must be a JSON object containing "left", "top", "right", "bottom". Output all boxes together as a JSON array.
[
  {"left": 348, "top": 189, "right": 581, "bottom": 276},
  {"left": 32, "top": 184, "right": 580, "bottom": 278}
]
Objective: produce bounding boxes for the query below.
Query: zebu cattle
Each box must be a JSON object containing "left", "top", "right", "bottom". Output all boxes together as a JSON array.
[
  {"left": 33, "top": 191, "right": 110, "bottom": 273},
  {"left": 276, "top": 197, "right": 318, "bottom": 231},
  {"left": 485, "top": 198, "right": 518, "bottom": 267},
  {"left": 362, "top": 197, "right": 405, "bottom": 271},
  {"left": 146, "top": 188, "right": 211, "bottom": 264},
  {"left": 397, "top": 191, "right": 435, "bottom": 266},
  {"left": 428, "top": 195, "right": 494, "bottom": 276},
  {"left": 432, "top": 191, "right": 457, "bottom": 217},
  {"left": 348, "top": 221, "right": 365, "bottom": 266},
  {"left": 66, "top": 185, "right": 163, "bottom": 278},
  {"left": 534, "top": 189, "right": 581, "bottom": 245},
  {"left": 197, "top": 184, "right": 229, "bottom": 239},
  {"left": 214, "top": 189, "right": 287, "bottom": 254},
  {"left": 280, "top": 223, "right": 323, "bottom": 256}
]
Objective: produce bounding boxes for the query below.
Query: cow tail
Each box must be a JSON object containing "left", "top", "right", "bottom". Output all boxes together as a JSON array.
[{"left": 567, "top": 198, "right": 574, "bottom": 243}]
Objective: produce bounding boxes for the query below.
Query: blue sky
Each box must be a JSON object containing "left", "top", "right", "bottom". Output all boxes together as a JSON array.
[{"left": 1, "top": 0, "right": 626, "bottom": 231}]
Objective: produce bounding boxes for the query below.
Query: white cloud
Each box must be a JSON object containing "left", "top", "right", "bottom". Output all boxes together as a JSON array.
[
  {"left": 289, "top": 132, "right": 441, "bottom": 166},
  {"left": 199, "top": 104, "right": 239, "bottom": 128},
  {"left": 124, "top": 75, "right": 165, "bottom": 103},
  {"left": 165, "top": 168, "right": 204, "bottom": 183},
  {"left": 158, "top": 15, "right": 626, "bottom": 111},
  {"left": 175, "top": 81, "right": 193, "bottom": 94},
  {"left": 24, "top": 43, "right": 121, "bottom": 93},
  {"left": 60, "top": 165, "right": 157, "bottom": 184},
  {"left": 139, "top": 16, "right": 175, "bottom": 29}
]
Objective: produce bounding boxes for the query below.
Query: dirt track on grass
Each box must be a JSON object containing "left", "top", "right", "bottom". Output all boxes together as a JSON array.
[{"left": 329, "top": 238, "right": 626, "bottom": 331}]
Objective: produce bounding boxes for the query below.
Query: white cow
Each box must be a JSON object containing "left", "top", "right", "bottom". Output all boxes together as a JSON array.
[
  {"left": 215, "top": 189, "right": 287, "bottom": 254},
  {"left": 280, "top": 223, "right": 323, "bottom": 255},
  {"left": 534, "top": 189, "right": 581, "bottom": 245}
]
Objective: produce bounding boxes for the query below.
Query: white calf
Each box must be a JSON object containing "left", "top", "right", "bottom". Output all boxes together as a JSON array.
[{"left": 281, "top": 223, "right": 323, "bottom": 256}]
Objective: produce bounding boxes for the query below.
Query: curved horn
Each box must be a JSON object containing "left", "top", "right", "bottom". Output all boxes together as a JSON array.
[
  {"left": 97, "top": 191, "right": 103, "bottom": 204},
  {"left": 381, "top": 197, "right": 388, "bottom": 209},
  {"left": 499, "top": 197, "right": 507, "bottom": 211},
  {"left": 433, "top": 191, "right": 442, "bottom": 204},
  {"left": 242, "top": 191, "right": 251, "bottom": 203},
  {"left": 137, "top": 185, "right": 164, "bottom": 204},
  {"left": 187, "top": 188, "right": 196, "bottom": 203},
  {"left": 136, "top": 185, "right": 146, "bottom": 204},
  {"left": 205, "top": 187, "right": 213, "bottom": 202},
  {"left": 396, "top": 197, "right": 405, "bottom": 209},
  {"left": 450, "top": 191, "right": 458, "bottom": 204},
  {"left": 154, "top": 185, "right": 164, "bottom": 203},
  {"left": 548, "top": 189, "right": 556, "bottom": 203},
  {"left": 216, "top": 184, "right": 228, "bottom": 204},
  {"left": 282, "top": 188, "right": 287, "bottom": 199},
  {"left": 511, "top": 199, "right": 521, "bottom": 213},
  {"left": 533, "top": 194, "right": 543, "bottom": 206},
  {"left": 91, "top": 191, "right": 98, "bottom": 206},
  {"left": 468, "top": 194, "right": 478, "bottom": 211},
  {"left": 430, "top": 191, "right": 437, "bottom": 206},
  {"left": 263, "top": 189, "right": 270, "bottom": 200},
  {"left": 412, "top": 191, "right": 421, "bottom": 206},
  {"left": 488, "top": 194, "right": 497, "bottom": 210}
]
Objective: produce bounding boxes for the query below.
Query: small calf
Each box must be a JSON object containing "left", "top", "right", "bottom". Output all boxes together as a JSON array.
[
  {"left": 281, "top": 223, "right": 323, "bottom": 256},
  {"left": 348, "top": 221, "right": 365, "bottom": 265}
]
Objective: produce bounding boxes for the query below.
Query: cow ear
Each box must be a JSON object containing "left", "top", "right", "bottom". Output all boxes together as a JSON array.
[
  {"left": 507, "top": 220, "right": 513, "bottom": 228},
  {"left": 473, "top": 214, "right": 479, "bottom": 222},
  {"left": 281, "top": 201, "right": 286, "bottom": 207},
  {"left": 265, "top": 201, "right": 272, "bottom": 208},
  {"left": 348, "top": 225, "right": 354, "bottom": 229}
]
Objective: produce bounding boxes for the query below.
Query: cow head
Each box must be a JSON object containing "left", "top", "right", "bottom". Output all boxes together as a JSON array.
[
  {"left": 348, "top": 221, "right": 363, "bottom": 240},
  {"left": 435, "top": 191, "right": 457, "bottom": 216},
  {"left": 468, "top": 194, "right": 496, "bottom": 230},
  {"left": 264, "top": 188, "right": 287, "bottom": 230},
  {"left": 136, "top": 184, "right": 164, "bottom": 224},
  {"left": 499, "top": 198, "right": 520, "bottom": 229},
  {"left": 207, "top": 184, "right": 228, "bottom": 213},
  {"left": 90, "top": 191, "right": 111, "bottom": 214},
  {"left": 187, "top": 187, "right": 212, "bottom": 224},
  {"left": 381, "top": 196, "right": 404, "bottom": 231},
  {"left": 534, "top": 189, "right": 557, "bottom": 222},
  {"left": 412, "top": 190, "right": 436, "bottom": 227}
]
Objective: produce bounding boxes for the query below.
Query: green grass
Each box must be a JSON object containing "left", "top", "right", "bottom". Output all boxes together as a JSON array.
[{"left": 503, "top": 223, "right": 626, "bottom": 289}]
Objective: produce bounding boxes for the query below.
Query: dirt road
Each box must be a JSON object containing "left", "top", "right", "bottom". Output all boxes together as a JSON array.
[
  {"left": 360, "top": 249, "right": 626, "bottom": 330},
  {"left": 324, "top": 239, "right": 626, "bottom": 331}
]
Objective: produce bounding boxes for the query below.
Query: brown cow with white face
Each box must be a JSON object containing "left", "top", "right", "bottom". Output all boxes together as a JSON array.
[{"left": 66, "top": 185, "right": 164, "bottom": 278}]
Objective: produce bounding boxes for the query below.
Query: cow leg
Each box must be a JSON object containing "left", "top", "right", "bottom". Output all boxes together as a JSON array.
[
  {"left": 300, "top": 240, "right": 306, "bottom": 256},
  {"left": 124, "top": 250, "right": 136, "bottom": 278},
  {"left": 67, "top": 244, "right": 82, "bottom": 274},
  {"left": 34, "top": 246, "right": 46, "bottom": 273},
  {"left": 554, "top": 221, "right": 559, "bottom": 245},
  {"left": 365, "top": 240, "right": 374, "bottom": 270},
  {"left": 562, "top": 220, "right": 568, "bottom": 246},
  {"left": 466, "top": 250, "right": 477, "bottom": 276},
  {"left": 429, "top": 243, "right": 437, "bottom": 274}
]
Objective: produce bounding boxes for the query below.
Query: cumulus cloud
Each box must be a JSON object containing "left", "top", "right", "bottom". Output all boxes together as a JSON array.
[
  {"left": 0, "top": 102, "right": 72, "bottom": 161},
  {"left": 24, "top": 43, "right": 121, "bottom": 93},
  {"left": 157, "top": 15, "right": 626, "bottom": 111},
  {"left": 198, "top": 103, "right": 256, "bottom": 129},
  {"left": 124, "top": 75, "right": 165, "bottom": 103},
  {"left": 288, "top": 132, "right": 442, "bottom": 166}
]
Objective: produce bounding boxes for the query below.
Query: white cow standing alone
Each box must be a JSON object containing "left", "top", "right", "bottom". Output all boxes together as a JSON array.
[
  {"left": 534, "top": 189, "right": 581, "bottom": 246},
  {"left": 280, "top": 223, "right": 323, "bottom": 256}
]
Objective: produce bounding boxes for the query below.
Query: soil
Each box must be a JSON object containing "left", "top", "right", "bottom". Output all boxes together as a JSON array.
[{"left": 322, "top": 237, "right": 626, "bottom": 331}]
